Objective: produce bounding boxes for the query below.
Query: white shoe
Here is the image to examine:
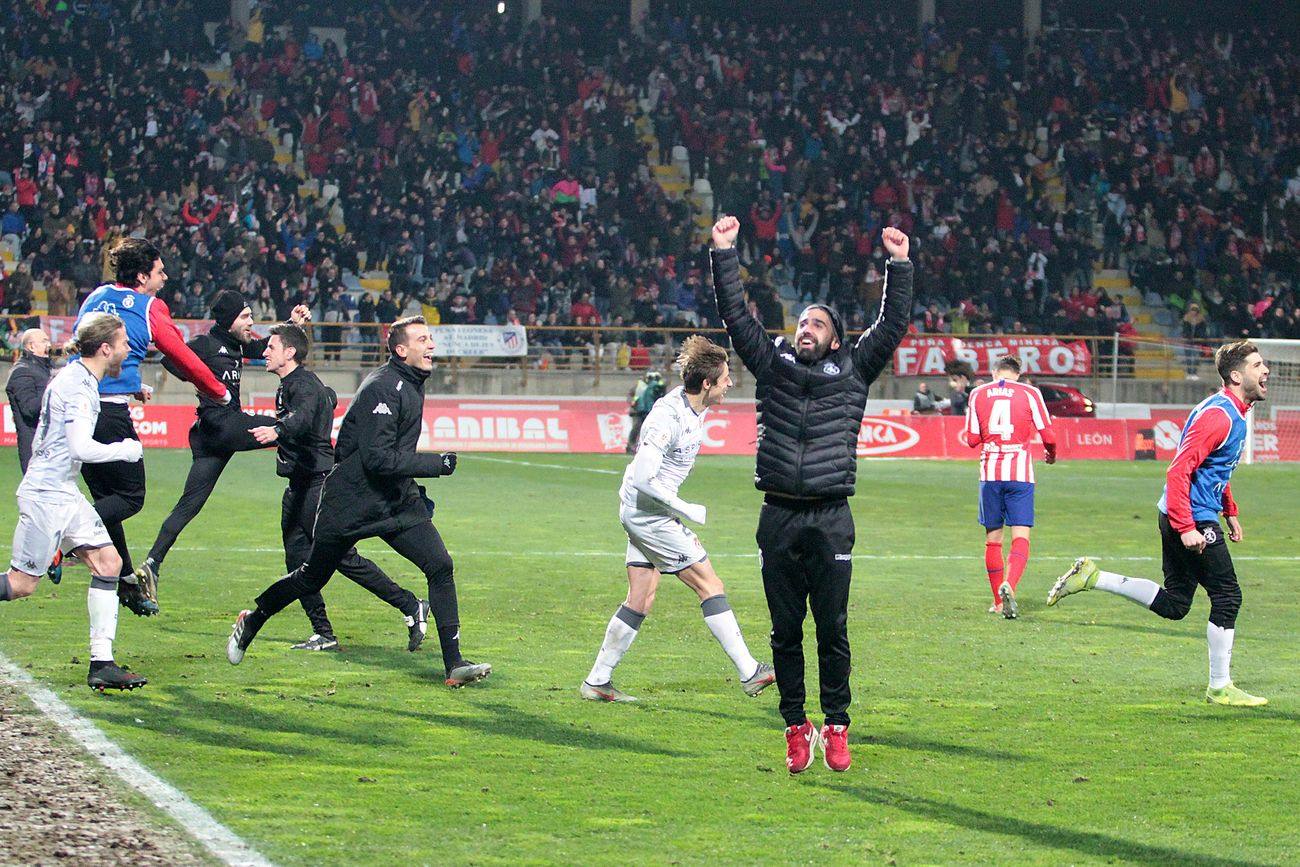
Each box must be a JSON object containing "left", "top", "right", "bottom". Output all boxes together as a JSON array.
[{"left": 227, "top": 610, "right": 251, "bottom": 665}]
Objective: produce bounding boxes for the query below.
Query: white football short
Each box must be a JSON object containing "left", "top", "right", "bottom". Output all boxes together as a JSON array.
[
  {"left": 10, "top": 495, "right": 112, "bottom": 575},
  {"left": 621, "top": 506, "right": 707, "bottom": 574}
]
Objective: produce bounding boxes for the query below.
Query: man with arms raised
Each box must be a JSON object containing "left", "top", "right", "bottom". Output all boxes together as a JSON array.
[
  {"left": 2, "top": 314, "right": 148, "bottom": 691},
  {"left": 711, "top": 215, "right": 913, "bottom": 773},
  {"left": 581, "top": 335, "right": 775, "bottom": 702},
  {"left": 133, "top": 291, "right": 310, "bottom": 608}
]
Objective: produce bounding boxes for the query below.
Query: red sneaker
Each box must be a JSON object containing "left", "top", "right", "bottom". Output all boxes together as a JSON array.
[
  {"left": 820, "top": 723, "right": 851, "bottom": 771},
  {"left": 785, "top": 720, "right": 819, "bottom": 774}
]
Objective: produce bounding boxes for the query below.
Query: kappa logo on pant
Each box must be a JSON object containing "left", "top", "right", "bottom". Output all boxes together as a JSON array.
[{"left": 834, "top": 554, "right": 852, "bottom": 561}]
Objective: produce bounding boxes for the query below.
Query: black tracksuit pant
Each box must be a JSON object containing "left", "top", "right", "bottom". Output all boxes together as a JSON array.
[
  {"left": 757, "top": 494, "right": 855, "bottom": 727},
  {"left": 280, "top": 476, "right": 420, "bottom": 638},
  {"left": 147, "top": 411, "right": 266, "bottom": 566},
  {"left": 82, "top": 401, "right": 146, "bottom": 577}
]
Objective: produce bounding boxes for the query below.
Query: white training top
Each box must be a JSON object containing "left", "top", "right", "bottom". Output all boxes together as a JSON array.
[
  {"left": 16, "top": 361, "right": 141, "bottom": 502},
  {"left": 619, "top": 386, "right": 706, "bottom": 515}
]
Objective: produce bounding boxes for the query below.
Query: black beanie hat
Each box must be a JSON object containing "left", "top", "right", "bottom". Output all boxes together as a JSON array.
[
  {"left": 803, "top": 303, "right": 846, "bottom": 344},
  {"left": 211, "top": 290, "right": 249, "bottom": 330}
]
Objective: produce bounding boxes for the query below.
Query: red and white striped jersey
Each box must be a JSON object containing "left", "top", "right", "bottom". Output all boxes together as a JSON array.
[{"left": 962, "top": 379, "right": 1055, "bottom": 483}]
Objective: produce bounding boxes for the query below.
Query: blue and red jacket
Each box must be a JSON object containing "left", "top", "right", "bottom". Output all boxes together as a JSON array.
[
  {"left": 74, "top": 283, "right": 227, "bottom": 400},
  {"left": 1157, "top": 389, "right": 1247, "bottom": 532}
]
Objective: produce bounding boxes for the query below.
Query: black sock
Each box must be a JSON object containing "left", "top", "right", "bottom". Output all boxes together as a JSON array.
[
  {"left": 427, "top": 577, "right": 461, "bottom": 670},
  {"left": 243, "top": 607, "right": 270, "bottom": 645},
  {"left": 0, "top": 573, "right": 10, "bottom": 602},
  {"left": 89, "top": 659, "right": 112, "bottom": 672}
]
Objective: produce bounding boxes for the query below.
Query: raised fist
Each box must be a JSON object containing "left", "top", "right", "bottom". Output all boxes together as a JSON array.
[
  {"left": 711, "top": 215, "right": 740, "bottom": 250},
  {"left": 882, "top": 226, "right": 910, "bottom": 261}
]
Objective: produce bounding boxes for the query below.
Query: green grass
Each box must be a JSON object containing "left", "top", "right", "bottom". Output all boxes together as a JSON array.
[{"left": 1, "top": 450, "right": 1298, "bottom": 865}]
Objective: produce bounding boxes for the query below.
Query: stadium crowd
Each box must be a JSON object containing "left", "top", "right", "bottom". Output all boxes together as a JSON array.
[{"left": 0, "top": 0, "right": 1298, "bottom": 357}]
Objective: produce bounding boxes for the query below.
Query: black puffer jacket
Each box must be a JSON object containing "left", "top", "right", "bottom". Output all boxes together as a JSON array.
[{"left": 711, "top": 247, "right": 913, "bottom": 499}]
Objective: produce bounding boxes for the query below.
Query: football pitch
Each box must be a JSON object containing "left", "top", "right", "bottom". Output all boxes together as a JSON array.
[{"left": 1, "top": 449, "right": 1297, "bottom": 865}]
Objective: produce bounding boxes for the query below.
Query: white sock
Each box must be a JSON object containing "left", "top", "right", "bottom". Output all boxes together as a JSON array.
[
  {"left": 1207, "top": 622, "right": 1234, "bottom": 689},
  {"left": 1094, "top": 570, "right": 1160, "bottom": 607},
  {"left": 701, "top": 595, "right": 759, "bottom": 680},
  {"left": 587, "top": 605, "right": 643, "bottom": 685},
  {"left": 87, "top": 581, "right": 119, "bottom": 662}
]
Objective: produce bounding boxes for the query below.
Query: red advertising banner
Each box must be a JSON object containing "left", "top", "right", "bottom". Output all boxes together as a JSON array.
[
  {"left": 4, "top": 397, "right": 1297, "bottom": 461},
  {"left": 894, "top": 336, "right": 1093, "bottom": 377}
]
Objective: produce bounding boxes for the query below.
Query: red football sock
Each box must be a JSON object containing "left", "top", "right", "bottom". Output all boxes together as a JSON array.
[
  {"left": 1007, "top": 537, "right": 1031, "bottom": 591},
  {"left": 985, "top": 542, "right": 1004, "bottom": 602}
]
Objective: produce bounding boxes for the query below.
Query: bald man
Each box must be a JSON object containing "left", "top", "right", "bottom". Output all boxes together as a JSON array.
[{"left": 6, "top": 328, "right": 53, "bottom": 472}]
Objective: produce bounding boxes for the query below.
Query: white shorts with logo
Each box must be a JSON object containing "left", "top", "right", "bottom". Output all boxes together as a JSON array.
[
  {"left": 621, "top": 506, "right": 707, "bottom": 574},
  {"left": 10, "top": 495, "right": 112, "bottom": 575}
]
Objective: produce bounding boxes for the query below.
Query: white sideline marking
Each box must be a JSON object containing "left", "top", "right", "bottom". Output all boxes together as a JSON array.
[
  {"left": 470, "top": 455, "right": 621, "bottom": 474},
  {"left": 0, "top": 652, "right": 273, "bottom": 867},
  {"left": 169, "top": 546, "right": 1298, "bottom": 563}
]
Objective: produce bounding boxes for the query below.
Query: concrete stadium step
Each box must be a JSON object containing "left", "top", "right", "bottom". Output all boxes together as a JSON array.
[{"left": 1094, "top": 275, "right": 1131, "bottom": 289}]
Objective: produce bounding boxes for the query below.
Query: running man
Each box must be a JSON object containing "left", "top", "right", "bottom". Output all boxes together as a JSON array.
[
  {"left": 581, "top": 335, "right": 775, "bottom": 703},
  {"left": 2, "top": 313, "right": 148, "bottom": 690},
  {"left": 1048, "top": 341, "right": 1269, "bottom": 707}
]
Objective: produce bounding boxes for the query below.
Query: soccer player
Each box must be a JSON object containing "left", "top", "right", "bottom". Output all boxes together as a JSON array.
[
  {"left": 581, "top": 335, "right": 775, "bottom": 703},
  {"left": 227, "top": 317, "right": 491, "bottom": 688},
  {"left": 959, "top": 355, "right": 1057, "bottom": 618},
  {"left": 73, "top": 237, "right": 232, "bottom": 617},
  {"left": 1048, "top": 341, "right": 1269, "bottom": 707},
  {"left": 711, "top": 216, "right": 913, "bottom": 774},
  {"left": 2, "top": 313, "right": 148, "bottom": 691},
  {"left": 248, "top": 323, "right": 429, "bottom": 652},
  {"left": 133, "top": 291, "right": 310, "bottom": 607}
]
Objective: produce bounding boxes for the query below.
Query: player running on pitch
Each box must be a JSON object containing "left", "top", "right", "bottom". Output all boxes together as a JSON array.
[
  {"left": 1048, "top": 341, "right": 1269, "bottom": 707},
  {"left": 2, "top": 314, "right": 148, "bottom": 690},
  {"left": 581, "top": 335, "right": 775, "bottom": 702},
  {"left": 959, "top": 355, "right": 1057, "bottom": 618}
]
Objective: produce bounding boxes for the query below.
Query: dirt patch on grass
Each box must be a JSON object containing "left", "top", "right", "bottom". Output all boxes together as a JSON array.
[{"left": 0, "top": 680, "right": 211, "bottom": 866}]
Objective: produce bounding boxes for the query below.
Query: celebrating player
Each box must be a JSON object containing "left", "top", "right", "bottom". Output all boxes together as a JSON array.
[
  {"left": 959, "top": 355, "right": 1057, "bottom": 618},
  {"left": 2, "top": 314, "right": 148, "bottom": 691},
  {"left": 1048, "top": 341, "right": 1269, "bottom": 707},
  {"left": 73, "top": 237, "right": 231, "bottom": 617},
  {"left": 711, "top": 215, "right": 913, "bottom": 774},
  {"left": 133, "top": 291, "right": 310, "bottom": 608},
  {"left": 581, "top": 335, "right": 775, "bottom": 703},
  {"left": 227, "top": 317, "right": 491, "bottom": 688},
  {"left": 248, "top": 323, "right": 430, "bottom": 652}
]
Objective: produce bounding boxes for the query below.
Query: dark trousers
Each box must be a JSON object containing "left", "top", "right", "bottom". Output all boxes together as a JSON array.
[
  {"left": 147, "top": 412, "right": 267, "bottom": 566},
  {"left": 626, "top": 411, "right": 647, "bottom": 454},
  {"left": 757, "top": 495, "right": 854, "bottom": 727},
  {"left": 254, "top": 520, "right": 455, "bottom": 663},
  {"left": 82, "top": 401, "right": 145, "bottom": 577},
  {"left": 1152, "top": 512, "right": 1241, "bottom": 629},
  {"left": 281, "top": 478, "right": 419, "bottom": 638}
]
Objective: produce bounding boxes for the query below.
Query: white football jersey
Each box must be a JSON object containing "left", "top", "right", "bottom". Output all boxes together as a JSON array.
[
  {"left": 16, "top": 361, "right": 103, "bottom": 502},
  {"left": 620, "top": 386, "right": 705, "bottom": 513}
]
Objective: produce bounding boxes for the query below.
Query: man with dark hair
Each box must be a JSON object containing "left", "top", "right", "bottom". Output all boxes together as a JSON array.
[
  {"left": 959, "top": 355, "right": 1057, "bottom": 618},
  {"left": 5, "top": 327, "right": 52, "bottom": 472},
  {"left": 74, "top": 236, "right": 231, "bottom": 617},
  {"left": 133, "top": 291, "right": 309, "bottom": 607},
  {"left": 711, "top": 215, "right": 913, "bottom": 773},
  {"left": 228, "top": 317, "right": 492, "bottom": 688},
  {"left": 246, "top": 324, "right": 429, "bottom": 651},
  {"left": 581, "top": 335, "right": 774, "bottom": 703},
  {"left": 1050, "top": 341, "right": 1270, "bottom": 706}
]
